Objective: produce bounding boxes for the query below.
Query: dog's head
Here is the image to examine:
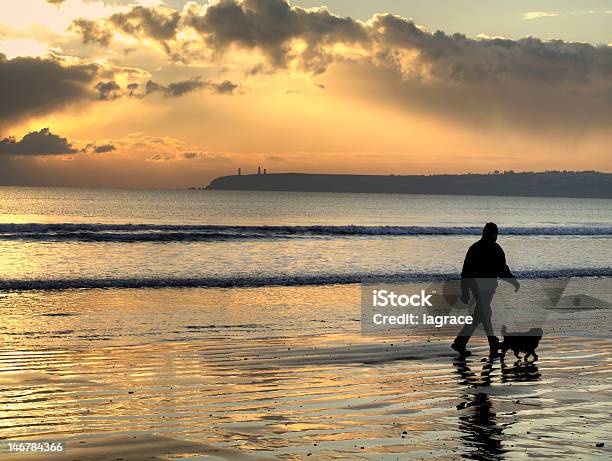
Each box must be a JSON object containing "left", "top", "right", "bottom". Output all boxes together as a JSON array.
[{"left": 528, "top": 327, "right": 544, "bottom": 338}]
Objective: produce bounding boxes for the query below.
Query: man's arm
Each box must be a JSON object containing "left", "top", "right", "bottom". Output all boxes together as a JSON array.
[
  {"left": 460, "top": 247, "right": 473, "bottom": 303},
  {"left": 497, "top": 246, "right": 520, "bottom": 291}
]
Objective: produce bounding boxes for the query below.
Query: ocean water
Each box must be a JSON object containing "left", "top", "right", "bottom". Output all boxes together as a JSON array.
[
  {"left": 0, "top": 187, "right": 610, "bottom": 290},
  {"left": 0, "top": 187, "right": 611, "bottom": 459}
]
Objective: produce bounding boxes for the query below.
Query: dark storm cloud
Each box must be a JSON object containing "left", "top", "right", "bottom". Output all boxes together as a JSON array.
[
  {"left": 0, "top": 128, "right": 77, "bottom": 156},
  {"left": 0, "top": 53, "right": 98, "bottom": 128},
  {"left": 70, "top": 18, "right": 113, "bottom": 46}
]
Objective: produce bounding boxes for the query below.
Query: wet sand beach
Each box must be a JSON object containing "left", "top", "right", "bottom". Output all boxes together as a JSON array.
[{"left": 1, "top": 285, "right": 610, "bottom": 460}]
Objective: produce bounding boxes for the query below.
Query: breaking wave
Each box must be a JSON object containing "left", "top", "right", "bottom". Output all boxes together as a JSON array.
[
  {"left": 0, "top": 223, "right": 610, "bottom": 242},
  {"left": 0, "top": 268, "right": 609, "bottom": 291}
]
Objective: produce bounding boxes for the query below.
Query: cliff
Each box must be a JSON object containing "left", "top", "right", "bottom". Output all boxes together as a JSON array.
[{"left": 206, "top": 172, "right": 612, "bottom": 199}]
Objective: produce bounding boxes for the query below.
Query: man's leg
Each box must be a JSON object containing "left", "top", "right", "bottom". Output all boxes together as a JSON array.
[
  {"left": 454, "top": 315, "right": 479, "bottom": 347},
  {"left": 477, "top": 290, "right": 500, "bottom": 355},
  {"left": 453, "top": 289, "right": 498, "bottom": 355},
  {"left": 452, "top": 292, "right": 484, "bottom": 354}
]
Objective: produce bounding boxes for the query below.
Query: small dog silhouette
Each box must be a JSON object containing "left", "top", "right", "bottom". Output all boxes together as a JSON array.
[{"left": 500, "top": 325, "right": 543, "bottom": 361}]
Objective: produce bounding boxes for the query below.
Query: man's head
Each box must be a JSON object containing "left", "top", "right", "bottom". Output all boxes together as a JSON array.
[{"left": 482, "top": 222, "right": 498, "bottom": 242}]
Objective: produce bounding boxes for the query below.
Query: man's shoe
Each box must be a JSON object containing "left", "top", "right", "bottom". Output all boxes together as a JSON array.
[{"left": 451, "top": 342, "right": 472, "bottom": 356}]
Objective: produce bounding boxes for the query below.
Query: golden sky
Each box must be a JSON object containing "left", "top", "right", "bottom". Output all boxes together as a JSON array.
[{"left": 0, "top": 0, "right": 611, "bottom": 188}]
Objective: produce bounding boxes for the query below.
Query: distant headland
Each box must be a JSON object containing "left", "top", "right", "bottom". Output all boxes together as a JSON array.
[{"left": 205, "top": 171, "right": 612, "bottom": 199}]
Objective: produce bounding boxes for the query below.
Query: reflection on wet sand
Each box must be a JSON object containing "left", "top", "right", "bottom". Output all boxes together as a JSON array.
[
  {"left": 454, "top": 357, "right": 505, "bottom": 460},
  {"left": 500, "top": 359, "right": 541, "bottom": 384},
  {"left": 453, "top": 356, "right": 542, "bottom": 460},
  {"left": 0, "top": 284, "right": 610, "bottom": 460},
  {"left": 0, "top": 332, "right": 610, "bottom": 460}
]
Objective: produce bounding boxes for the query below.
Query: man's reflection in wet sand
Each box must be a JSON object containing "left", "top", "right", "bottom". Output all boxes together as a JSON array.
[
  {"left": 454, "top": 357, "right": 504, "bottom": 460},
  {"left": 453, "top": 356, "right": 541, "bottom": 459}
]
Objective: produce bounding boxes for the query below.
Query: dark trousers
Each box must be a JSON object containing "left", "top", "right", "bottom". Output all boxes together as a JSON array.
[{"left": 454, "top": 289, "right": 497, "bottom": 348}]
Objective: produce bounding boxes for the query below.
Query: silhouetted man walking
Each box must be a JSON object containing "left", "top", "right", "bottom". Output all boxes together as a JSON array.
[{"left": 452, "top": 223, "right": 520, "bottom": 357}]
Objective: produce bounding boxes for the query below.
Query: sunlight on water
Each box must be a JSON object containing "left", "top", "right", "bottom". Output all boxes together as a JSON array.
[{"left": 0, "top": 187, "right": 611, "bottom": 227}]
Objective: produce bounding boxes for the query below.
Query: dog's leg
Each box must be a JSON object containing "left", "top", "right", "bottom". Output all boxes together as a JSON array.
[
  {"left": 524, "top": 352, "right": 531, "bottom": 361},
  {"left": 500, "top": 345, "right": 508, "bottom": 363}
]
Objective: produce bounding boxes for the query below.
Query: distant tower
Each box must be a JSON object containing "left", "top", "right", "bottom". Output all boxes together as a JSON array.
[
  {"left": 264, "top": 168, "right": 267, "bottom": 175},
  {"left": 238, "top": 168, "right": 241, "bottom": 176},
  {"left": 258, "top": 166, "right": 261, "bottom": 175}
]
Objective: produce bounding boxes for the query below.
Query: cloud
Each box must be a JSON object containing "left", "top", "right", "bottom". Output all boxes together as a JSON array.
[
  {"left": 0, "top": 128, "right": 77, "bottom": 156},
  {"left": 109, "top": 5, "right": 181, "bottom": 42},
  {"left": 523, "top": 12, "right": 560, "bottom": 20},
  {"left": 184, "top": 0, "right": 368, "bottom": 71},
  {"left": 86, "top": 143, "right": 116, "bottom": 153},
  {"left": 69, "top": 6, "right": 181, "bottom": 53},
  {"left": 83, "top": 76, "right": 239, "bottom": 101},
  {"left": 0, "top": 53, "right": 98, "bottom": 128},
  {"left": 368, "top": 14, "right": 612, "bottom": 89},
  {"left": 0, "top": 132, "right": 234, "bottom": 188},
  {"left": 145, "top": 77, "right": 238, "bottom": 97},
  {"left": 347, "top": 12, "right": 612, "bottom": 132},
  {"left": 148, "top": 153, "right": 167, "bottom": 162},
  {"left": 148, "top": 148, "right": 231, "bottom": 163},
  {"left": 50, "top": 1, "right": 612, "bottom": 133},
  {"left": 70, "top": 18, "right": 113, "bottom": 46},
  {"left": 178, "top": 151, "right": 231, "bottom": 162},
  {"left": 95, "top": 80, "right": 122, "bottom": 100},
  {"left": 72, "top": 0, "right": 368, "bottom": 72},
  {"left": 164, "top": 78, "right": 206, "bottom": 97},
  {"left": 70, "top": 1, "right": 612, "bottom": 90},
  {"left": 127, "top": 82, "right": 140, "bottom": 96},
  {"left": 211, "top": 80, "right": 239, "bottom": 94}
]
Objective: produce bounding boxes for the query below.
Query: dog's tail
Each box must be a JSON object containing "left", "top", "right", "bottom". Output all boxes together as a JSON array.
[{"left": 501, "top": 325, "right": 507, "bottom": 336}]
